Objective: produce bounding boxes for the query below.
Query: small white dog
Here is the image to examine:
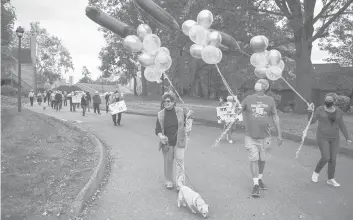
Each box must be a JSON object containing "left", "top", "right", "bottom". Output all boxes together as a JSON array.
[{"left": 177, "top": 177, "right": 209, "bottom": 218}]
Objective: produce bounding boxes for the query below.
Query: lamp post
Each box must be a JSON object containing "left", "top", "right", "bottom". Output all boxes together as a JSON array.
[{"left": 16, "top": 26, "right": 24, "bottom": 112}]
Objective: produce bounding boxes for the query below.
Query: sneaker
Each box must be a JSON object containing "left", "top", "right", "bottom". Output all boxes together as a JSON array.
[
  {"left": 166, "top": 182, "right": 173, "bottom": 190},
  {"left": 311, "top": 172, "right": 319, "bottom": 183},
  {"left": 251, "top": 185, "right": 260, "bottom": 197},
  {"left": 327, "top": 179, "right": 340, "bottom": 187},
  {"left": 258, "top": 179, "right": 267, "bottom": 190},
  {"left": 228, "top": 140, "right": 233, "bottom": 144}
]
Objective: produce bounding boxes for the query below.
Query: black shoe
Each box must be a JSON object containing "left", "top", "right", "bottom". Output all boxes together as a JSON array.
[
  {"left": 114, "top": 123, "right": 117, "bottom": 126},
  {"left": 259, "top": 179, "right": 267, "bottom": 190},
  {"left": 251, "top": 185, "right": 260, "bottom": 197}
]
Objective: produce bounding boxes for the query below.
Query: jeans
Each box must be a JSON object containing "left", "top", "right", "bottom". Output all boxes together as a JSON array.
[
  {"left": 112, "top": 113, "right": 122, "bottom": 125},
  {"left": 315, "top": 138, "right": 340, "bottom": 179},
  {"left": 87, "top": 100, "right": 91, "bottom": 112},
  {"left": 93, "top": 103, "right": 100, "bottom": 114},
  {"left": 29, "top": 97, "right": 34, "bottom": 106},
  {"left": 82, "top": 104, "right": 87, "bottom": 116},
  {"left": 162, "top": 146, "right": 185, "bottom": 187},
  {"left": 70, "top": 102, "right": 76, "bottom": 112}
]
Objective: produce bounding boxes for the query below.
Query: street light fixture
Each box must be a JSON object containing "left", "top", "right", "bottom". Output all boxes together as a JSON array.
[{"left": 16, "top": 26, "right": 24, "bottom": 112}]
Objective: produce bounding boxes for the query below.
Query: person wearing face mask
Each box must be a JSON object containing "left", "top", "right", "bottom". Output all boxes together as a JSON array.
[
  {"left": 155, "top": 92, "right": 194, "bottom": 190},
  {"left": 307, "top": 93, "right": 352, "bottom": 187},
  {"left": 236, "top": 79, "right": 282, "bottom": 198}
]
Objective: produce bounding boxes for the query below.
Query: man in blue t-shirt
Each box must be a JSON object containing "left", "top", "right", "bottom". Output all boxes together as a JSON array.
[{"left": 238, "top": 79, "right": 283, "bottom": 197}]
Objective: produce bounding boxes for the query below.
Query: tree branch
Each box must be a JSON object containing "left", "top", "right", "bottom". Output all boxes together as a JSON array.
[
  {"left": 270, "top": 37, "right": 295, "bottom": 48},
  {"left": 312, "top": 0, "right": 336, "bottom": 24},
  {"left": 318, "top": 11, "right": 353, "bottom": 19},
  {"left": 275, "top": 0, "right": 292, "bottom": 18},
  {"left": 309, "top": 0, "right": 353, "bottom": 43},
  {"left": 249, "top": 7, "right": 286, "bottom": 16}
]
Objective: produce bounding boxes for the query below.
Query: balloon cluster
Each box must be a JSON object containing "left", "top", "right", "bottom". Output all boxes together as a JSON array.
[
  {"left": 123, "top": 24, "right": 172, "bottom": 83},
  {"left": 249, "top": 35, "right": 285, "bottom": 81},
  {"left": 182, "top": 10, "right": 223, "bottom": 65}
]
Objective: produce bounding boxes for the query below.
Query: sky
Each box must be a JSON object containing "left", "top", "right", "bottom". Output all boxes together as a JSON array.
[{"left": 12, "top": 0, "right": 329, "bottom": 84}]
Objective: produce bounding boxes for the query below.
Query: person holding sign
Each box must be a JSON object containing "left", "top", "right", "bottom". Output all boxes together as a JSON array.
[
  {"left": 109, "top": 90, "right": 124, "bottom": 126},
  {"left": 237, "top": 79, "right": 282, "bottom": 198},
  {"left": 155, "top": 92, "right": 194, "bottom": 190},
  {"left": 308, "top": 93, "right": 352, "bottom": 187}
]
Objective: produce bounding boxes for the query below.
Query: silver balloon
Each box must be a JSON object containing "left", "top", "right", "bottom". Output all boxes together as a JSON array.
[
  {"left": 250, "top": 36, "right": 268, "bottom": 53},
  {"left": 144, "top": 66, "right": 163, "bottom": 82},
  {"left": 190, "top": 44, "right": 204, "bottom": 59},
  {"left": 182, "top": 20, "right": 197, "bottom": 36},
  {"left": 123, "top": 35, "right": 143, "bottom": 53},
  {"left": 137, "top": 24, "right": 152, "bottom": 41},
  {"left": 268, "top": 49, "right": 282, "bottom": 66},
  {"left": 208, "top": 31, "right": 222, "bottom": 47},
  {"left": 138, "top": 52, "right": 156, "bottom": 67},
  {"left": 254, "top": 67, "right": 267, "bottom": 79},
  {"left": 197, "top": 10, "right": 213, "bottom": 29}
]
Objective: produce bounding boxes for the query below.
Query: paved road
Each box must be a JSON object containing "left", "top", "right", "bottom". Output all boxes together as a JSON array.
[{"left": 28, "top": 104, "right": 353, "bottom": 220}]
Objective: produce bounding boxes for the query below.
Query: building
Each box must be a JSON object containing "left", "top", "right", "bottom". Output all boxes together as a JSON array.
[{"left": 1, "top": 36, "right": 37, "bottom": 93}]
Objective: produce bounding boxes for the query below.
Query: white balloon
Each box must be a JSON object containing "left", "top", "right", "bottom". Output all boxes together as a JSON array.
[
  {"left": 250, "top": 52, "right": 268, "bottom": 67},
  {"left": 267, "top": 49, "right": 282, "bottom": 66},
  {"left": 201, "top": 45, "right": 222, "bottom": 64},
  {"left": 278, "top": 60, "right": 285, "bottom": 71},
  {"left": 197, "top": 10, "right": 214, "bottom": 29},
  {"left": 266, "top": 66, "right": 282, "bottom": 81},
  {"left": 156, "top": 55, "right": 172, "bottom": 72},
  {"left": 143, "top": 34, "right": 161, "bottom": 55},
  {"left": 144, "top": 66, "right": 163, "bottom": 82},
  {"left": 189, "top": 25, "right": 209, "bottom": 46},
  {"left": 182, "top": 20, "right": 197, "bottom": 36}
]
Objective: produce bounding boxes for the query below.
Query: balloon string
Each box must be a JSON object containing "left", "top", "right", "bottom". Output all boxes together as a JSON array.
[
  {"left": 163, "top": 73, "right": 186, "bottom": 106},
  {"left": 215, "top": 64, "right": 241, "bottom": 106},
  {"left": 280, "top": 76, "right": 310, "bottom": 106},
  {"left": 212, "top": 120, "right": 235, "bottom": 148},
  {"left": 295, "top": 111, "right": 314, "bottom": 159}
]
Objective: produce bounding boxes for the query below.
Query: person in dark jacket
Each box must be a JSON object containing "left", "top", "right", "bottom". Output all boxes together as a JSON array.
[
  {"left": 67, "top": 92, "right": 75, "bottom": 112},
  {"left": 46, "top": 90, "right": 51, "bottom": 106},
  {"left": 105, "top": 92, "right": 111, "bottom": 113},
  {"left": 86, "top": 91, "right": 92, "bottom": 112},
  {"left": 81, "top": 94, "right": 88, "bottom": 116},
  {"left": 54, "top": 91, "right": 63, "bottom": 111},
  {"left": 308, "top": 93, "right": 352, "bottom": 187},
  {"left": 92, "top": 91, "right": 101, "bottom": 114}
]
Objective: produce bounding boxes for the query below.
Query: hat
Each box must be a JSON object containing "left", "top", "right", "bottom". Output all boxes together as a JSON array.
[
  {"left": 256, "top": 79, "right": 270, "bottom": 91},
  {"left": 95, "top": 91, "right": 98, "bottom": 94}
]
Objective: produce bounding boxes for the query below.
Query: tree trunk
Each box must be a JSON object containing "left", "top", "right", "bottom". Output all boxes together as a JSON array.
[
  {"left": 294, "top": 51, "right": 313, "bottom": 114},
  {"left": 133, "top": 75, "right": 137, "bottom": 96},
  {"left": 141, "top": 66, "right": 148, "bottom": 96}
]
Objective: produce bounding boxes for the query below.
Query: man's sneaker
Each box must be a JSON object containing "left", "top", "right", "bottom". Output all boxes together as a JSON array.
[
  {"left": 327, "top": 179, "right": 340, "bottom": 187},
  {"left": 251, "top": 185, "right": 260, "bottom": 197},
  {"left": 228, "top": 140, "right": 233, "bottom": 144},
  {"left": 258, "top": 179, "right": 267, "bottom": 190},
  {"left": 311, "top": 172, "right": 319, "bottom": 183}
]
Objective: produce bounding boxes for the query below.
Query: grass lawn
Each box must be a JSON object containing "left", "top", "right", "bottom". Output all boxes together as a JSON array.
[{"left": 1, "top": 96, "right": 100, "bottom": 219}]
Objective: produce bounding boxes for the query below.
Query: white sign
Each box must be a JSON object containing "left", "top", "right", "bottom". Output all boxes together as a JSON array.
[
  {"left": 216, "top": 103, "right": 243, "bottom": 123},
  {"left": 109, "top": 100, "right": 127, "bottom": 115},
  {"left": 72, "top": 95, "right": 81, "bottom": 103}
]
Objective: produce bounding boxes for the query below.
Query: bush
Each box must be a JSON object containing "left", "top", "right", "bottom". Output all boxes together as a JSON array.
[
  {"left": 1, "top": 85, "right": 28, "bottom": 97},
  {"left": 336, "top": 95, "right": 351, "bottom": 112},
  {"left": 266, "top": 90, "right": 282, "bottom": 107}
]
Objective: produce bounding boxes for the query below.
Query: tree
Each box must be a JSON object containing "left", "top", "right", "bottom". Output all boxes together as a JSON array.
[
  {"left": 1, "top": 0, "right": 16, "bottom": 47},
  {"left": 79, "top": 66, "right": 93, "bottom": 83},
  {"left": 13, "top": 22, "right": 74, "bottom": 84},
  {"left": 319, "top": 16, "right": 353, "bottom": 67},
  {"left": 246, "top": 0, "right": 353, "bottom": 113}
]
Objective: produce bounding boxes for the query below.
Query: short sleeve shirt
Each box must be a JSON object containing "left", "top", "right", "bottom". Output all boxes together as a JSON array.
[{"left": 241, "top": 94, "right": 277, "bottom": 139}]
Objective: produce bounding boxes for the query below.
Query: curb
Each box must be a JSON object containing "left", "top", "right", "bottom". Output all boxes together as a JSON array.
[
  {"left": 121, "top": 110, "right": 353, "bottom": 159},
  {"left": 49, "top": 117, "right": 107, "bottom": 217}
]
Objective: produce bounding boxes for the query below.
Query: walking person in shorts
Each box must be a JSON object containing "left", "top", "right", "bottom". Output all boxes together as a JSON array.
[{"left": 237, "top": 79, "right": 283, "bottom": 197}]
